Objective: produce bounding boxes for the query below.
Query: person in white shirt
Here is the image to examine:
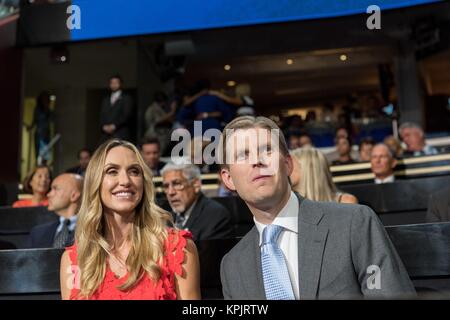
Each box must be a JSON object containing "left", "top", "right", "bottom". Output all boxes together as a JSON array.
[
  {"left": 370, "top": 143, "right": 397, "bottom": 184},
  {"left": 399, "top": 122, "right": 438, "bottom": 157}
]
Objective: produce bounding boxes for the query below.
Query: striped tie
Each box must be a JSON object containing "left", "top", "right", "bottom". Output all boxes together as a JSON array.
[{"left": 261, "top": 224, "right": 295, "bottom": 300}]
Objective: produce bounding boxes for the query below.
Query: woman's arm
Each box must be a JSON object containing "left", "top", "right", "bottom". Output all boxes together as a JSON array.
[
  {"left": 175, "top": 239, "right": 201, "bottom": 300},
  {"left": 341, "top": 193, "right": 358, "bottom": 204},
  {"left": 60, "top": 250, "right": 73, "bottom": 300},
  {"left": 209, "top": 90, "right": 242, "bottom": 106}
]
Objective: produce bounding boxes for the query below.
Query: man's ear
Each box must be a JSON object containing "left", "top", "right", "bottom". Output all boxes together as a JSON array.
[
  {"left": 220, "top": 167, "right": 236, "bottom": 191},
  {"left": 285, "top": 154, "right": 294, "bottom": 177},
  {"left": 391, "top": 158, "right": 397, "bottom": 169},
  {"left": 192, "top": 178, "right": 202, "bottom": 193},
  {"left": 70, "top": 191, "right": 81, "bottom": 203}
]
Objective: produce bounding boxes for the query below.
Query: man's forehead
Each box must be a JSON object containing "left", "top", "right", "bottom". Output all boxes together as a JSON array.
[
  {"left": 227, "top": 128, "right": 277, "bottom": 146},
  {"left": 163, "top": 170, "right": 187, "bottom": 180}
]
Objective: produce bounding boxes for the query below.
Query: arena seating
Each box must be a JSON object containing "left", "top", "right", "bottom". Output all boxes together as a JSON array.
[
  {"left": 340, "top": 175, "right": 450, "bottom": 225},
  {"left": 0, "top": 206, "right": 58, "bottom": 249},
  {"left": 0, "top": 223, "right": 448, "bottom": 299}
]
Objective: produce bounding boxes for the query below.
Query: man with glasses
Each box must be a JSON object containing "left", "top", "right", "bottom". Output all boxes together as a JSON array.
[{"left": 161, "top": 163, "right": 234, "bottom": 241}]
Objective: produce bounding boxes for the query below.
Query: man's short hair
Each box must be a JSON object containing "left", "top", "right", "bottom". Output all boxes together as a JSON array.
[
  {"left": 218, "top": 116, "right": 289, "bottom": 168},
  {"left": 160, "top": 163, "right": 202, "bottom": 181},
  {"left": 372, "top": 143, "right": 395, "bottom": 159},
  {"left": 359, "top": 137, "right": 375, "bottom": 150},
  {"left": 139, "top": 136, "right": 160, "bottom": 149},
  {"left": 110, "top": 74, "right": 123, "bottom": 83},
  {"left": 78, "top": 148, "right": 92, "bottom": 159},
  {"left": 399, "top": 122, "right": 423, "bottom": 135}
]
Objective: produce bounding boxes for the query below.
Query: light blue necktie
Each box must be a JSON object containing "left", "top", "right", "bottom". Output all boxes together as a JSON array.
[{"left": 261, "top": 224, "right": 295, "bottom": 300}]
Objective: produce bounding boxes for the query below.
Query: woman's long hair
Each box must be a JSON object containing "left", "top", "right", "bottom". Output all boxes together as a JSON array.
[
  {"left": 291, "top": 147, "right": 337, "bottom": 202},
  {"left": 75, "top": 139, "right": 172, "bottom": 298}
]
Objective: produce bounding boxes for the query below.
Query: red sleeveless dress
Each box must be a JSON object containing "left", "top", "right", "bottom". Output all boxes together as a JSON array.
[{"left": 66, "top": 228, "right": 192, "bottom": 300}]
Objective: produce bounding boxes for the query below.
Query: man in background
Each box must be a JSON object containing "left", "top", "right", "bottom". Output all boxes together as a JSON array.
[
  {"left": 140, "top": 137, "right": 167, "bottom": 176},
  {"left": 161, "top": 163, "right": 234, "bottom": 242},
  {"left": 100, "top": 74, "right": 134, "bottom": 142},
  {"left": 27, "top": 173, "right": 82, "bottom": 248},
  {"left": 399, "top": 122, "right": 438, "bottom": 157},
  {"left": 370, "top": 143, "right": 397, "bottom": 184},
  {"left": 66, "top": 148, "right": 91, "bottom": 177}
]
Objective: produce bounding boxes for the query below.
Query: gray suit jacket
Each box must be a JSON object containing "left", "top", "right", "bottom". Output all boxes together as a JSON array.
[{"left": 220, "top": 194, "right": 416, "bottom": 299}]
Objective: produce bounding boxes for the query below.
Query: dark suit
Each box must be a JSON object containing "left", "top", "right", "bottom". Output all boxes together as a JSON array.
[
  {"left": 221, "top": 193, "right": 416, "bottom": 299},
  {"left": 426, "top": 187, "right": 450, "bottom": 223},
  {"left": 27, "top": 221, "right": 74, "bottom": 249},
  {"left": 174, "top": 193, "right": 234, "bottom": 242},
  {"left": 100, "top": 92, "right": 133, "bottom": 142}
]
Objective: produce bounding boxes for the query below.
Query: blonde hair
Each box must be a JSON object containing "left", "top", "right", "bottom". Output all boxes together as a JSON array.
[
  {"left": 290, "top": 147, "right": 337, "bottom": 202},
  {"left": 75, "top": 139, "right": 172, "bottom": 298}
]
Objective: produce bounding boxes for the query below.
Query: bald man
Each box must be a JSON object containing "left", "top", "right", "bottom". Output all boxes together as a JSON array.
[
  {"left": 370, "top": 144, "right": 397, "bottom": 184},
  {"left": 27, "top": 173, "right": 83, "bottom": 248}
]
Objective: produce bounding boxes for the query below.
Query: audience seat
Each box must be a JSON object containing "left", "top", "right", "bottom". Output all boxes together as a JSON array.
[
  {"left": 340, "top": 175, "right": 450, "bottom": 225},
  {"left": 0, "top": 206, "right": 58, "bottom": 249}
]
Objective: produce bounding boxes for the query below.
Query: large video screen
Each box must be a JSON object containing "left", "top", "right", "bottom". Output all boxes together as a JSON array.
[{"left": 70, "top": 0, "right": 441, "bottom": 41}]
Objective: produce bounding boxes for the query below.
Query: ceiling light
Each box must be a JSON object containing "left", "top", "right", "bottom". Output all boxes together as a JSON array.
[
  {"left": 227, "top": 81, "right": 236, "bottom": 87},
  {"left": 286, "top": 59, "right": 294, "bottom": 65},
  {"left": 340, "top": 54, "right": 348, "bottom": 61},
  {"left": 224, "top": 64, "right": 231, "bottom": 71}
]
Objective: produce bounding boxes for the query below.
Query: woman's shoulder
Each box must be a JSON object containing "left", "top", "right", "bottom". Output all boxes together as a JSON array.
[
  {"left": 64, "top": 243, "right": 78, "bottom": 265},
  {"left": 164, "top": 228, "right": 193, "bottom": 276},
  {"left": 338, "top": 193, "right": 358, "bottom": 204},
  {"left": 12, "top": 198, "right": 48, "bottom": 208},
  {"left": 12, "top": 199, "right": 31, "bottom": 208}
]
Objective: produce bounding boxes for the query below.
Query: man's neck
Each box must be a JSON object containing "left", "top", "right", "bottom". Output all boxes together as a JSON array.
[
  {"left": 57, "top": 205, "right": 77, "bottom": 220},
  {"left": 376, "top": 173, "right": 394, "bottom": 181},
  {"left": 248, "top": 189, "right": 291, "bottom": 225}
]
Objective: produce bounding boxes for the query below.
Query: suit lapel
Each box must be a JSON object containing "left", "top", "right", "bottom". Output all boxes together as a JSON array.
[
  {"left": 238, "top": 227, "right": 266, "bottom": 299},
  {"left": 47, "top": 221, "right": 60, "bottom": 246},
  {"left": 183, "top": 194, "right": 204, "bottom": 231},
  {"left": 296, "top": 194, "right": 329, "bottom": 299}
]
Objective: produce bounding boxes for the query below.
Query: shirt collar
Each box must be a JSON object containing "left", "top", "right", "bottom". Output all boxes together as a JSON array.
[
  {"left": 375, "top": 174, "right": 395, "bottom": 184},
  {"left": 58, "top": 215, "right": 77, "bottom": 231},
  {"left": 254, "top": 191, "right": 299, "bottom": 246}
]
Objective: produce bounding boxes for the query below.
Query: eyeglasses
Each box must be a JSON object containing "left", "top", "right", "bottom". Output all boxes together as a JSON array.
[{"left": 162, "top": 180, "right": 188, "bottom": 192}]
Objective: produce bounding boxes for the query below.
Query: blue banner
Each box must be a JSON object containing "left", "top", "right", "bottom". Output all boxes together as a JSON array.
[{"left": 70, "top": 0, "right": 441, "bottom": 41}]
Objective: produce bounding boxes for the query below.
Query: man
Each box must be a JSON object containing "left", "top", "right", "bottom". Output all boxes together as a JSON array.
[
  {"left": 219, "top": 116, "right": 415, "bottom": 300},
  {"left": 370, "top": 143, "right": 397, "bottom": 184},
  {"left": 332, "top": 136, "right": 355, "bottom": 165},
  {"left": 66, "top": 148, "right": 91, "bottom": 176},
  {"left": 27, "top": 173, "right": 83, "bottom": 248},
  {"left": 99, "top": 75, "right": 133, "bottom": 142},
  {"left": 426, "top": 187, "right": 450, "bottom": 223},
  {"left": 161, "top": 163, "right": 234, "bottom": 242},
  {"left": 140, "top": 137, "right": 166, "bottom": 176},
  {"left": 399, "top": 122, "right": 438, "bottom": 157},
  {"left": 359, "top": 137, "right": 375, "bottom": 162}
]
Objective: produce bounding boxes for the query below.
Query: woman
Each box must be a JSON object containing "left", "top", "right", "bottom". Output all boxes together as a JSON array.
[
  {"left": 60, "top": 139, "right": 200, "bottom": 300},
  {"left": 290, "top": 147, "right": 358, "bottom": 204},
  {"left": 13, "top": 165, "right": 51, "bottom": 208}
]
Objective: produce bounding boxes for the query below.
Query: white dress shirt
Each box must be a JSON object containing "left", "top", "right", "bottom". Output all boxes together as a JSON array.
[
  {"left": 110, "top": 90, "right": 122, "bottom": 105},
  {"left": 254, "top": 191, "right": 299, "bottom": 299},
  {"left": 56, "top": 215, "right": 78, "bottom": 233},
  {"left": 374, "top": 174, "right": 395, "bottom": 184}
]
